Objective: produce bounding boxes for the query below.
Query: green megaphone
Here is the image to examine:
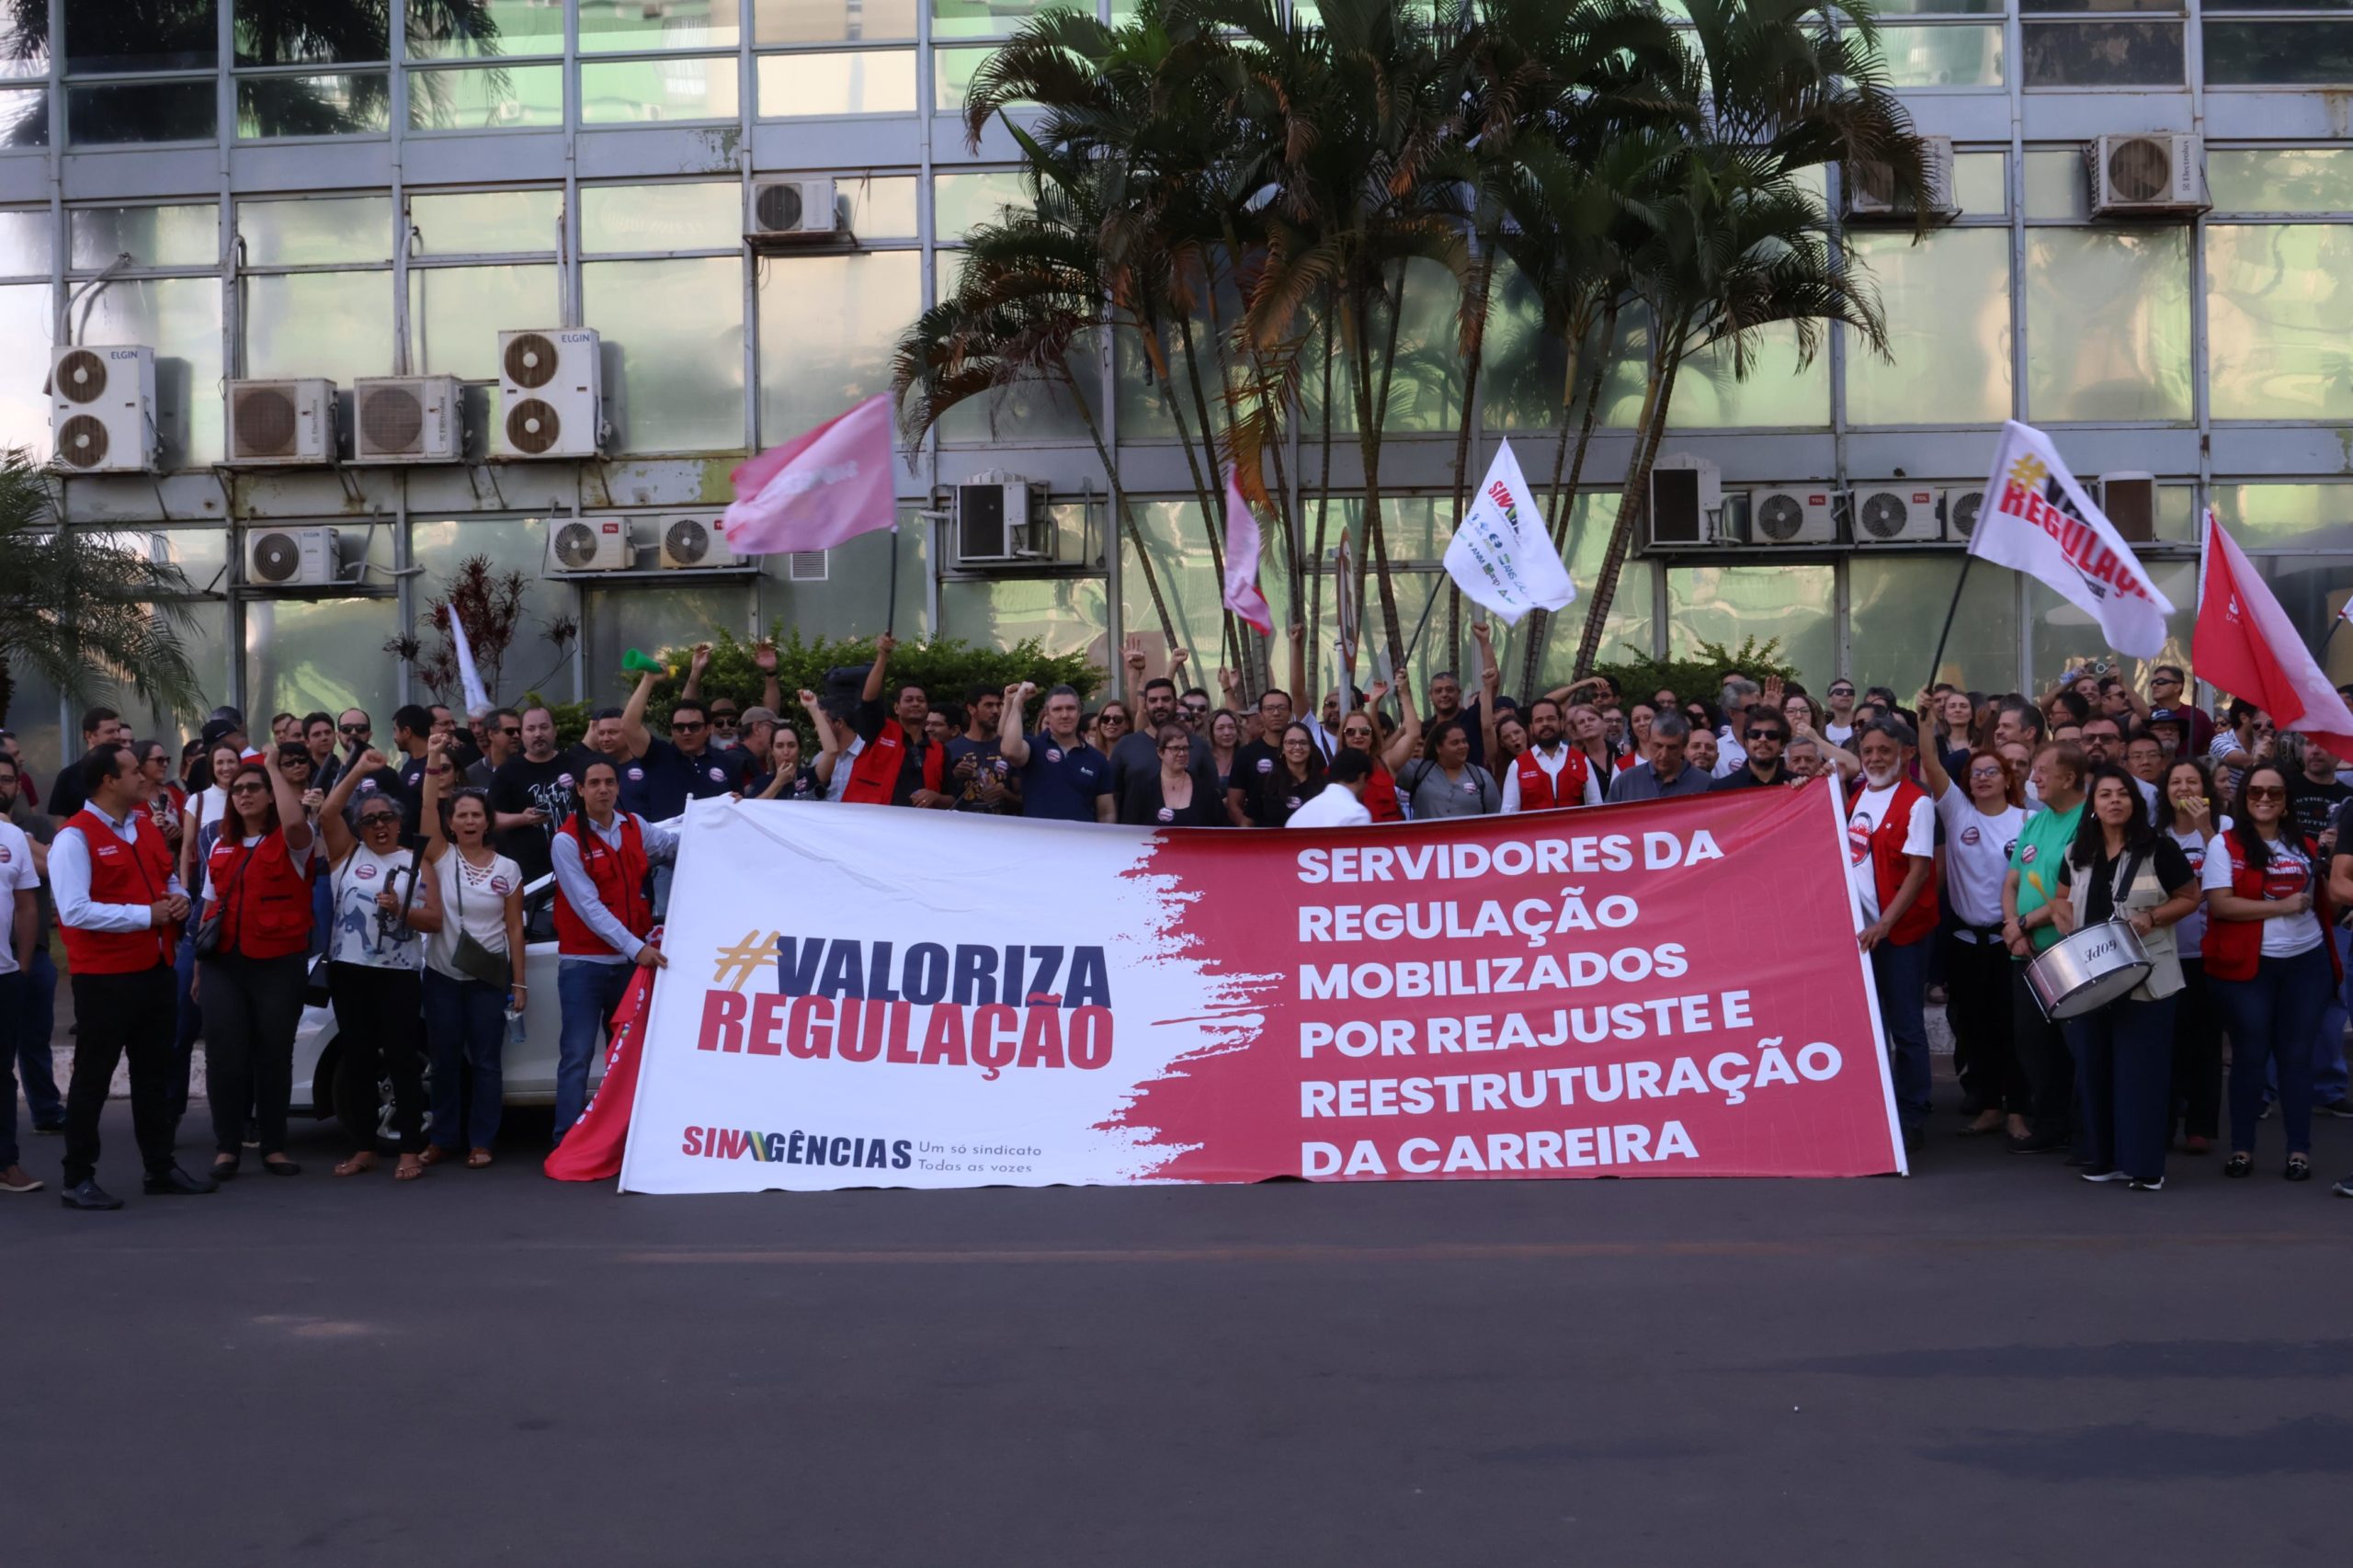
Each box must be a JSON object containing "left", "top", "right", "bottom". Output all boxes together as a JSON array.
[{"left": 621, "top": 648, "right": 666, "bottom": 674}]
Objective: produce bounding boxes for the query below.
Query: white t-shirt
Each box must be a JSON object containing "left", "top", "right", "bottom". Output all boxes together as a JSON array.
[
  {"left": 0, "top": 818, "right": 36, "bottom": 977},
  {"left": 1286, "top": 782, "right": 1374, "bottom": 829},
  {"left": 330, "top": 843, "right": 427, "bottom": 970},
  {"left": 2166, "top": 818, "right": 2229, "bottom": 958},
  {"left": 1934, "top": 790, "right": 2026, "bottom": 929},
  {"left": 1824, "top": 721, "right": 1855, "bottom": 749},
  {"left": 1848, "top": 780, "right": 1936, "bottom": 926},
  {"left": 427, "top": 848, "right": 524, "bottom": 981},
  {"left": 2199, "top": 829, "right": 2325, "bottom": 959}
]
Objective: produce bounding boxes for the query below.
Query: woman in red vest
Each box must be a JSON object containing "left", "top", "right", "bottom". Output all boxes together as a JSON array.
[
  {"left": 195, "top": 751, "right": 315, "bottom": 1180},
  {"left": 551, "top": 757, "right": 679, "bottom": 1141},
  {"left": 1333, "top": 681, "right": 1421, "bottom": 824}
]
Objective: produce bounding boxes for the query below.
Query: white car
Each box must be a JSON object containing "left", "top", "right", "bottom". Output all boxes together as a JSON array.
[{"left": 290, "top": 874, "right": 608, "bottom": 1142}]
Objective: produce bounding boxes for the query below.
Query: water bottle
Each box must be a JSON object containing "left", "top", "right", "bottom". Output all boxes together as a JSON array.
[{"left": 506, "top": 1004, "right": 527, "bottom": 1045}]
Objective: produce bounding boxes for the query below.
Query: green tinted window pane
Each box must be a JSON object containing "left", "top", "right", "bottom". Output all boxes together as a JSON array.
[
  {"left": 758, "top": 515, "right": 932, "bottom": 642},
  {"left": 246, "top": 596, "right": 401, "bottom": 743},
  {"left": 237, "top": 74, "right": 392, "bottom": 139},
  {"left": 409, "top": 263, "right": 561, "bottom": 381},
  {"left": 1847, "top": 228, "right": 2012, "bottom": 426},
  {"left": 2022, "top": 21, "right": 2184, "bottom": 86},
  {"left": 245, "top": 272, "right": 395, "bottom": 385},
  {"left": 933, "top": 169, "right": 1033, "bottom": 237},
  {"left": 2022, "top": 148, "right": 2089, "bottom": 220},
  {"left": 933, "top": 0, "right": 1062, "bottom": 40},
  {"left": 2025, "top": 229, "right": 2190, "bottom": 422},
  {"left": 1601, "top": 320, "right": 1829, "bottom": 430},
  {"left": 80, "top": 275, "right": 224, "bottom": 467},
  {"left": 0, "top": 9, "right": 50, "bottom": 76},
  {"left": 238, "top": 196, "right": 392, "bottom": 265},
  {"left": 2211, "top": 483, "right": 2353, "bottom": 550},
  {"left": 942, "top": 577, "right": 1107, "bottom": 659},
  {"left": 1878, "top": 24, "right": 2006, "bottom": 86},
  {"left": 2020, "top": 0, "right": 2177, "bottom": 10},
  {"left": 1667, "top": 564, "right": 1837, "bottom": 689},
  {"left": 580, "top": 182, "right": 739, "bottom": 252},
  {"left": 407, "top": 0, "right": 564, "bottom": 61},
  {"left": 1849, "top": 553, "right": 2018, "bottom": 694},
  {"left": 0, "top": 281, "right": 51, "bottom": 453},
  {"left": 2203, "top": 22, "right": 2353, "bottom": 86},
  {"left": 583, "top": 582, "right": 752, "bottom": 684},
  {"left": 2027, "top": 564, "right": 2196, "bottom": 683},
  {"left": 1874, "top": 0, "right": 2003, "bottom": 10},
  {"left": 0, "top": 86, "right": 44, "bottom": 149},
  {"left": 1952, "top": 152, "right": 2006, "bottom": 216},
  {"left": 412, "top": 517, "right": 571, "bottom": 693},
  {"left": 64, "top": 0, "right": 214, "bottom": 73},
  {"left": 755, "top": 0, "right": 919, "bottom": 43},
  {"left": 67, "top": 82, "right": 215, "bottom": 144},
  {"left": 2209, "top": 149, "right": 2353, "bottom": 215},
  {"left": 236, "top": 5, "right": 390, "bottom": 64},
  {"left": 583, "top": 256, "right": 745, "bottom": 453},
  {"left": 756, "top": 249, "right": 919, "bottom": 440},
  {"left": 935, "top": 47, "right": 998, "bottom": 112},
  {"left": 579, "top": 0, "right": 742, "bottom": 51},
  {"left": 843, "top": 176, "right": 919, "bottom": 239},
  {"left": 409, "top": 188, "right": 562, "bottom": 255},
  {"left": 0, "top": 209, "right": 51, "bottom": 276},
  {"left": 756, "top": 50, "right": 919, "bottom": 116},
  {"left": 408, "top": 63, "right": 564, "bottom": 129},
  {"left": 72, "top": 204, "right": 218, "bottom": 270},
  {"left": 2256, "top": 557, "right": 2353, "bottom": 682},
  {"left": 580, "top": 56, "right": 740, "bottom": 122},
  {"left": 2207, "top": 224, "right": 2353, "bottom": 422}
]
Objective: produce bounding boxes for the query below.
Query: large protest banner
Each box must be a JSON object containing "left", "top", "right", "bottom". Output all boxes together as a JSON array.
[{"left": 618, "top": 784, "right": 1904, "bottom": 1192}]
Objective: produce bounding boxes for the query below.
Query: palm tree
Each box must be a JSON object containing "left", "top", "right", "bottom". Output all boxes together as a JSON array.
[{"left": 0, "top": 449, "right": 204, "bottom": 726}]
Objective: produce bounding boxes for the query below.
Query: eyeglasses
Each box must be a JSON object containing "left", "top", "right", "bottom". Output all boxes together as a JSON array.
[
  {"left": 1182, "top": 701, "right": 1210, "bottom": 716},
  {"left": 358, "top": 812, "right": 400, "bottom": 826},
  {"left": 710, "top": 712, "right": 740, "bottom": 725},
  {"left": 338, "top": 723, "right": 369, "bottom": 735},
  {"left": 673, "top": 720, "right": 707, "bottom": 733},
  {"left": 229, "top": 780, "right": 267, "bottom": 794},
  {"left": 2245, "top": 786, "right": 2287, "bottom": 801},
  {"left": 497, "top": 726, "right": 522, "bottom": 738},
  {"left": 1968, "top": 765, "right": 2006, "bottom": 780},
  {"left": 1827, "top": 687, "right": 1855, "bottom": 699}
]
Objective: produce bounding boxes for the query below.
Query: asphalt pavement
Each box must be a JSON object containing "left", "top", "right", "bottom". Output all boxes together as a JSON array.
[{"left": 7, "top": 1095, "right": 2350, "bottom": 1568}]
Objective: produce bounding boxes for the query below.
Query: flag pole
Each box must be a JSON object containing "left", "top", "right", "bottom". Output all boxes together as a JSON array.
[
  {"left": 884, "top": 520, "right": 900, "bottom": 638},
  {"left": 1924, "top": 552, "right": 1974, "bottom": 696},
  {"left": 1397, "top": 582, "right": 1445, "bottom": 683}
]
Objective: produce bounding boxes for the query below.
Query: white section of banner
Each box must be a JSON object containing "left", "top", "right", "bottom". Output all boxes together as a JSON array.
[
  {"left": 1440, "top": 440, "right": 1575, "bottom": 626},
  {"left": 1969, "top": 420, "right": 2174, "bottom": 656}
]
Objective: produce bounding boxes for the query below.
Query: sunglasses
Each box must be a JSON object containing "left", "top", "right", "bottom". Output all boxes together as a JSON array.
[
  {"left": 229, "top": 781, "right": 267, "bottom": 795},
  {"left": 1744, "top": 727, "right": 1780, "bottom": 741},
  {"left": 358, "top": 812, "right": 400, "bottom": 826},
  {"left": 1828, "top": 687, "right": 1855, "bottom": 699},
  {"left": 1182, "top": 701, "right": 1210, "bottom": 714},
  {"left": 710, "top": 712, "right": 740, "bottom": 724},
  {"left": 673, "top": 720, "right": 707, "bottom": 733},
  {"left": 339, "top": 723, "right": 369, "bottom": 734},
  {"left": 2245, "top": 786, "right": 2287, "bottom": 801},
  {"left": 497, "top": 726, "right": 522, "bottom": 738}
]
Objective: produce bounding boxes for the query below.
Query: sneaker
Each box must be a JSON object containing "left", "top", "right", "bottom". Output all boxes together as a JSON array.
[
  {"left": 2080, "top": 1169, "right": 2131, "bottom": 1184},
  {"left": 2128, "top": 1176, "right": 2165, "bottom": 1192},
  {"left": 2316, "top": 1100, "right": 2353, "bottom": 1119},
  {"left": 2008, "top": 1132, "right": 2066, "bottom": 1154},
  {"left": 2333, "top": 1175, "right": 2353, "bottom": 1199},
  {"left": 2260, "top": 1100, "right": 2276, "bottom": 1120},
  {"left": 0, "top": 1165, "right": 44, "bottom": 1194}
]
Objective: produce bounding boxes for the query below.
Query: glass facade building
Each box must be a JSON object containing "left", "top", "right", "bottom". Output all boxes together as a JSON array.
[{"left": 5, "top": 1, "right": 2352, "bottom": 767}]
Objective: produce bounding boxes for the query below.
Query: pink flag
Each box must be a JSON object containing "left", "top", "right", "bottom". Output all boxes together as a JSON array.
[
  {"left": 2197, "top": 510, "right": 2353, "bottom": 760},
  {"left": 1222, "top": 466, "right": 1274, "bottom": 636},
  {"left": 719, "top": 394, "right": 896, "bottom": 555}
]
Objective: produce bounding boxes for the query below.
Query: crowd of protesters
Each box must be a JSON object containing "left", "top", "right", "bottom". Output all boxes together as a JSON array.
[{"left": 3, "top": 626, "right": 2350, "bottom": 1208}]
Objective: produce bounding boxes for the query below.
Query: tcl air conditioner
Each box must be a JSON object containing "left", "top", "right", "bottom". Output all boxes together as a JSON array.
[
  {"left": 1842, "top": 137, "right": 1958, "bottom": 222},
  {"left": 1749, "top": 486, "right": 1837, "bottom": 546},
  {"left": 51, "top": 345, "right": 157, "bottom": 472},
  {"left": 748, "top": 178, "right": 845, "bottom": 248},
  {"left": 352, "top": 375, "right": 462, "bottom": 464},
  {"left": 658, "top": 514, "right": 734, "bottom": 570},
  {"left": 2088, "top": 134, "right": 2208, "bottom": 218},
  {"left": 546, "top": 516, "right": 633, "bottom": 573},
  {"left": 953, "top": 478, "right": 1048, "bottom": 565},
  {"left": 496, "top": 328, "right": 603, "bottom": 459},
  {"left": 245, "top": 526, "right": 342, "bottom": 588},
  {"left": 1646, "top": 454, "right": 1722, "bottom": 547},
  {"left": 2097, "top": 472, "right": 2157, "bottom": 543},
  {"left": 1943, "top": 486, "right": 1986, "bottom": 543},
  {"left": 1850, "top": 483, "right": 1943, "bottom": 544},
  {"left": 227, "top": 379, "right": 336, "bottom": 466}
]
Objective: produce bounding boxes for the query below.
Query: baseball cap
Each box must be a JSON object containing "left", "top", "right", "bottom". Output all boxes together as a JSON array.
[
  {"left": 2145, "top": 707, "right": 2188, "bottom": 729},
  {"left": 200, "top": 717, "right": 241, "bottom": 748}
]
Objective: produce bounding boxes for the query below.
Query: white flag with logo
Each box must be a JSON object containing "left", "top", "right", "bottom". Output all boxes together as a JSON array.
[
  {"left": 1970, "top": 420, "right": 2174, "bottom": 656},
  {"left": 1441, "top": 440, "right": 1575, "bottom": 626}
]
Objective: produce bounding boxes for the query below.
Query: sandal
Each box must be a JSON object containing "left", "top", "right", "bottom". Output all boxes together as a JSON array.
[
  {"left": 418, "top": 1145, "right": 450, "bottom": 1167},
  {"left": 210, "top": 1155, "right": 240, "bottom": 1180},
  {"left": 334, "top": 1152, "right": 378, "bottom": 1177},
  {"left": 2224, "top": 1153, "right": 2253, "bottom": 1178},
  {"left": 465, "top": 1148, "right": 494, "bottom": 1169},
  {"left": 1958, "top": 1110, "right": 2006, "bottom": 1136},
  {"left": 262, "top": 1156, "right": 301, "bottom": 1177},
  {"left": 393, "top": 1153, "right": 426, "bottom": 1181},
  {"left": 2286, "top": 1155, "right": 2313, "bottom": 1183}
]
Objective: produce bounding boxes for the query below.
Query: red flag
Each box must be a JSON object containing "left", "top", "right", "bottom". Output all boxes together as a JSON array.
[
  {"left": 717, "top": 394, "right": 896, "bottom": 555},
  {"left": 543, "top": 964, "right": 654, "bottom": 1183},
  {"left": 2197, "top": 511, "right": 2353, "bottom": 760}
]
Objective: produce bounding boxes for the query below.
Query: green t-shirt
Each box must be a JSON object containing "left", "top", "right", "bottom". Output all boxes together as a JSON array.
[{"left": 2008, "top": 799, "right": 2086, "bottom": 953}]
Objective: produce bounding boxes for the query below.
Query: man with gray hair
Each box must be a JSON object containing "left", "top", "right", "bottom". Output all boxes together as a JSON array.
[
  {"left": 1714, "top": 676, "right": 1759, "bottom": 778},
  {"left": 1607, "top": 711, "right": 1713, "bottom": 802}
]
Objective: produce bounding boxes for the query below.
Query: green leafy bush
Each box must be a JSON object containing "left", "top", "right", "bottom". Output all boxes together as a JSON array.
[{"left": 1593, "top": 637, "right": 1801, "bottom": 707}]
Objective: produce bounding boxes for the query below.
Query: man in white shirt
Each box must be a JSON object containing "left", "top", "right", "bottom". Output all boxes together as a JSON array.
[
  {"left": 0, "top": 756, "right": 40, "bottom": 1196},
  {"left": 1286, "top": 750, "right": 1376, "bottom": 829}
]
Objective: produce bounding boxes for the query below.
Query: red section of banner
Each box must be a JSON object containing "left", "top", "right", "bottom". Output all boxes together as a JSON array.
[
  {"left": 1104, "top": 781, "right": 1900, "bottom": 1180},
  {"left": 543, "top": 966, "right": 654, "bottom": 1183}
]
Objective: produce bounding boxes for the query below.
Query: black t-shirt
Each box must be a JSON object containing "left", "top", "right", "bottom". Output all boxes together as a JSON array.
[
  {"left": 620, "top": 736, "right": 749, "bottom": 819},
  {"left": 49, "top": 747, "right": 104, "bottom": 820},
  {"left": 489, "top": 753, "right": 583, "bottom": 882},
  {"left": 945, "top": 735, "right": 1014, "bottom": 814},
  {"left": 2287, "top": 775, "right": 2351, "bottom": 846},
  {"left": 1234, "top": 740, "right": 1284, "bottom": 801},
  {"left": 396, "top": 753, "right": 432, "bottom": 833},
  {"left": 747, "top": 765, "right": 823, "bottom": 802},
  {"left": 2061, "top": 836, "right": 2194, "bottom": 925},
  {"left": 1120, "top": 771, "right": 1227, "bottom": 828}
]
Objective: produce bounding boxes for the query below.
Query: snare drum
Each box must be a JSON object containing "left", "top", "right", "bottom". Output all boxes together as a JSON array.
[{"left": 2025, "top": 920, "right": 2153, "bottom": 1021}]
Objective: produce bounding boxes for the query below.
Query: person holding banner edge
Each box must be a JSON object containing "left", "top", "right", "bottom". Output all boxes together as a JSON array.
[
  {"left": 550, "top": 757, "right": 679, "bottom": 1142},
  {"left": 1847, "top": 719, "right": 1941, "bottom": 1146}
]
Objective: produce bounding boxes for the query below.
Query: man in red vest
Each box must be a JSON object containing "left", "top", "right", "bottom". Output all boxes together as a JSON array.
[
  {"left": 1499, "top": 698, "right": 1600, "bottom": 812},
  {"left": 550, "top": 756, "right": 678, "bottom": 1141},
  {"left": 50, "top": 742, "right": 215, "bottom": 1209},
  {"left": 842, "top": 633, "right": 948, "bottom": 809},
  {"left": 1847, "top": 718, "right": 1942, "bottom": 1148}
]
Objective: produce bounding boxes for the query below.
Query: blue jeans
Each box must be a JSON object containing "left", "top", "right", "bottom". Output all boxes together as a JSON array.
[
  {"left": 2315, "top": 925, "right": 2352, "bottom": 1107},
  {"left": 2063, "top": 993, "right": 2177, "bottom": 1182},
  {"left": 555, "top": 960, "right": 632, "bottom": 1140},
  {"left": 2215, "top": 944, "right": 2336, "bottom": 1157},
  {"left": 1871, "top": 934, "right": 1932, "bottom": 1133},
  {"left": 422, "top": 968, "right": 507, "bottom": 1152},
  {"left": 0, "top": 970, "right": 23, "bottom": 1169},
  {"left": 169, "top": 929, "right": 201, "bottom": 1123},
  {"left": 15, "top": 946, "right": 61, "bottom": 1128}
]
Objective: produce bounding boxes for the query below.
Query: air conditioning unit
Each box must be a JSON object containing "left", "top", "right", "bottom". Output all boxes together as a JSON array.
[
  {"left": 658, "top": 514, "right": 733, "bottom": 570},
  {"left": 1750, "top": 486, "right": 1837, "bottom": 546},
  {"left": 2097, "top": 472, "right": 2156, "bottom": 543},
  {"left": 1851, "top": 483, "right": 1943, "bottom": 544},
  {"left": 1843, "top": 137, "right": 1958, "bottom": 222},
  {"left": 748, "top": 178, "right": 845, "bottom": 247},
  {"left": 227, "top": 379, "right": 336, "bottom": 466},
  {"left": 1646, "top": 454, "right": 1722, "bottom": 548},
  {"left": 351, "top": 375, "right": 461, "bottom": 464},
  {"left": 496, "top": 328, "right": 603, "bottom": 459},
  {"left": 2088, "top": 134, "right": 2208, "bottom": 218},
  {"left": 952, "top": 477, "right": 1049, "bottom": 565},
  {"left": 787, "top": 549, "right": 828, "bottom": 582},
  {"left": 547, "top": 516, "right": 633, "bottom": 573},
  {"left": 1943, "top": 486, "right": 1986, "bottom": 543},
  {"left": 245, "top": 526, "right": 343, "bottom": 588},
  {"left": 51, "top": 345, "right": 157, "bottom": 473}
]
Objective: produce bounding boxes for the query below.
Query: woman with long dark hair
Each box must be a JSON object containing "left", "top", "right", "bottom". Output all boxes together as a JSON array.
[
  {"left": 194, "top": 752, "right": 315, "bottom": 1180},
  {"left": 1620, "top": 702, "right": 1655, "bottom": 773},
  {"left": 1246, "top": 722, "right": 1327, "bottom": 828},
  {"left": 1402, "top": 719, "right": 1499, "bottom": 819},
  {"left": 2050, "top": 764, "right": 2200, "bottom": 1189},
  {"left": 418, "top": 737, "right": 525, "bottom": 1169},
  {"left": 2159, "top": 759, "right": 2228, "bottom": 1153},
  {"left": 2202, "top": 763, "right": 2339, "bottom": 1180},
  {"left": 1919, "top": 738, "right": 2030, "bottom": 1138}
]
